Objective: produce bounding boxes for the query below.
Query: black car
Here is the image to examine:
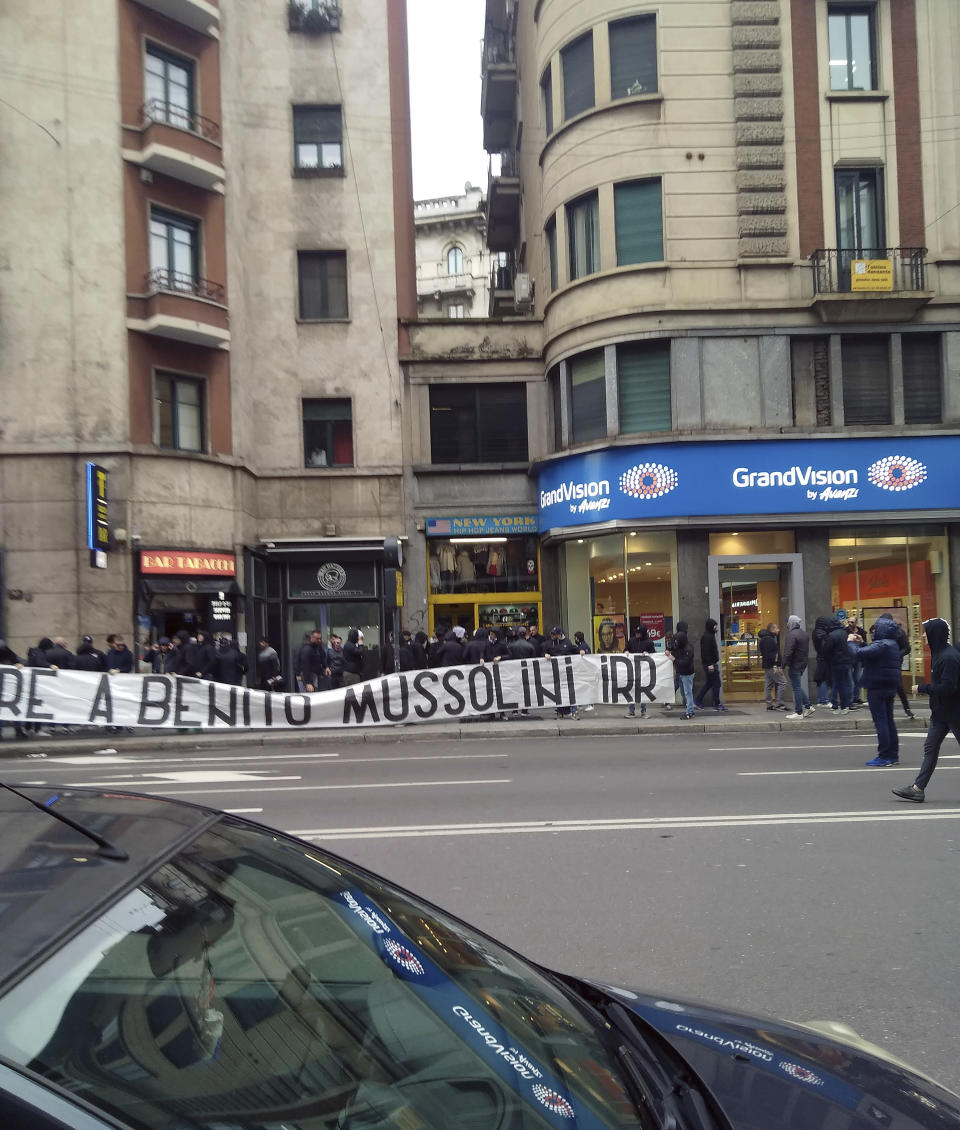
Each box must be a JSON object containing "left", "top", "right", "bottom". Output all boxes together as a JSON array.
[{"left": 0, "top": 783, "right": 957, "bottom": 1130}]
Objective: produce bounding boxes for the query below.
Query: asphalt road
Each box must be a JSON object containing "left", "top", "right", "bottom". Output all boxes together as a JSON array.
[{"left": 2, "top": 726, "right": 959, "bottom": 1094}]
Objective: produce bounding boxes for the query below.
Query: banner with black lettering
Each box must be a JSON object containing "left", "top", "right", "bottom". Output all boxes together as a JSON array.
[{"left": 0, "top": 654, "right": 674, "bottom": 731}]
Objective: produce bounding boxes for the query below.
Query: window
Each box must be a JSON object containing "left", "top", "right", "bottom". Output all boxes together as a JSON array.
[
  {"left": 561, "top": 32, "right": 594, "bottom": 120},
  {"left": 569, "top": 350, "right": 606, "bottom": 444},
  {"left": 548, "top": 365, "right": 562, "bottom": 450},
  {"left": 902, "top": 335, "right": 942, "bottom": 424},
  {"left": 446, "top": 246, "right": 464, "bottom": 275},
  {"left": 545, "top": 216, "right": 558, "bottom": 291},
  {"left": 614, "top": 179, "right": 663, "bottom": 265},
  {"left": 303, "top": 398, "right": 353, "bottom": 466},
  {"left": 609, "top": 14, "right": 657, "bottom": 98},
  {"left": 145, "top": 44, "right": 193, "bottom": 129},
  {"left": 156, "top": 373, "right": 204, "bottom": 452},
  {"left": 447, "top": 304, "right": 464, "bottom": 319},
  {"left": 842, "top": 335, "right": 890, "bottom": 424},
  {"left": 293, "top": 105, "right": 343, "bottom": 170},
  {"left": 828, "top": 5, "right": 877, "bottom": 91},
  {"left": 429, "top": 384, "right": 528, "bottom": 464},
  {"left": 567, "top": 191, "right": 600, "bottom": 280},
  {"left": 149, "top": 207, "right": 198, "bottom": 291},
  {"left": 835, "top": 167, "right": 884, "bottom": 290},
  {"left": 298, "top": 251, "right": 348, "bottom": 319},
  {"left": 618, "top": 342, "right": 671, "bottom": 433},
  {"left": 540, "top": 65, "right": 554, "bottom": 135}
]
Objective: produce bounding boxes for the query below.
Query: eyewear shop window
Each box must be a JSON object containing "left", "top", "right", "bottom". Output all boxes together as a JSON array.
[
  {"left": 562, "top": 532, "right": 678, "bottom": 652},
  {"left": 830, "top": 530, "right": 951, "bottom": 682}
]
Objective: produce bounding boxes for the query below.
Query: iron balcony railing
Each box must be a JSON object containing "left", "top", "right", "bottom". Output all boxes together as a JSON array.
[
  {"left": 490, "top": 261, "right": 514, "bottom": 292},
  {"left": 809, "top": 247, "right": 927, "bottom": 294},
  {"left": 481, "top": 25, "right": 515, "bottom": 68},
  {"left": 489, "top": 148, "right": 519, "bottom": 180},
  {"left": 145, "top": 268, "right": 225, "bottom": 304},
  {"left": 141, "top": 99, "right": 221, "bottom": 143}
]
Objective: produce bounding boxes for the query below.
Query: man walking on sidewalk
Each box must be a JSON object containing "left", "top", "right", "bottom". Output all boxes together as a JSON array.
[
  {"left": 782, "top": 615, "right": 814, "bottom": 719},
  {"left": 759, "top": 623, "right": 788, "bottom": 710},
  {"left": 892, "top": 618, "right": 960, "bottom": 802},
  {"left": 694, "top": 619, "right": 726, "bottom": 712}
]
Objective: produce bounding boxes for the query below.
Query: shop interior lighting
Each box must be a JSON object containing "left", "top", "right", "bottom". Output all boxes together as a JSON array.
[{"left": 449, "top": 537, "right": 508, "bottom": 544}]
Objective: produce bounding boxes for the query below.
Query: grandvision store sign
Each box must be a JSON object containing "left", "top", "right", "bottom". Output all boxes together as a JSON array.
[{"left": 537, "top": 436, "right": 959, "bottom": 530}]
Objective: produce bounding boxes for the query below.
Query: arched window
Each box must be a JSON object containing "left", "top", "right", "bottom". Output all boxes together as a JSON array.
[{"left": 446, "top": 246, "right": 464, "bottom": 275}]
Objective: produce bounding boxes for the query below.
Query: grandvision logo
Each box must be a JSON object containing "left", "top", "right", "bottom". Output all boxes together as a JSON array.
[
  {"left": 732, "top": 463, "right": 860, "bottom": 502},
  {"left": 540, "top": 478, "right": 611, "bottom": 514}
]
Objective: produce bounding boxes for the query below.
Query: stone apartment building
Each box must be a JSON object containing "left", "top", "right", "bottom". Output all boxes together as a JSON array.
[
  {"left": 405, "top": 0, "right": 960, "bottom": 698},
  {"left": 414, "top": 184, "right": 490, "bottom": 320},
  {"left": 0, "top": 0, "right": 416, "bottom": 679}
]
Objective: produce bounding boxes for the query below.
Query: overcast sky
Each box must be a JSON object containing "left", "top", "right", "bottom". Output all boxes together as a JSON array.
[{"left": 407, "top": 0, "right": 487, "bottom": 200}]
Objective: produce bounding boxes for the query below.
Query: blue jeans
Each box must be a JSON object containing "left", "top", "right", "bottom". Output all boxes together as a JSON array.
[
  {"left": 867, "top": 689, "right": 898, "bottom": 759},
  {"left": 679, "top": 673, "right": 695, "bottom": 715},
  {"left": 830, "top": 665, "right": 853, "bottom": 709},
  {"left": 788, "top": 667, "right": 810, "bottom": 711}
]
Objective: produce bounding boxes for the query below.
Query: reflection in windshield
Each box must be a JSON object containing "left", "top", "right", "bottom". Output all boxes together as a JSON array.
[{"left": 0, "top": 819, "right": 640, "bottom": 1129}]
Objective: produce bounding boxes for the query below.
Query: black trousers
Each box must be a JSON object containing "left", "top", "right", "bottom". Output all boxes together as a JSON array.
[{"left": 915, "top": 715, "right": 960, "bottom": 790}]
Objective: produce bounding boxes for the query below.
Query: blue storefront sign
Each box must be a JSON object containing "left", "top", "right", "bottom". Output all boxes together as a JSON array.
[
  {"left": 427, "top": 514, "right": 538, "bottom": 537},
  {"left": 537, "top": 436, "right": 960, "bottom": 531}
]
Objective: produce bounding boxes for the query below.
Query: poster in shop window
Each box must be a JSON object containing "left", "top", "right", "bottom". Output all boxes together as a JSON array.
[{"left": 594, "top": 614, "right": 626, "bottom": 653}]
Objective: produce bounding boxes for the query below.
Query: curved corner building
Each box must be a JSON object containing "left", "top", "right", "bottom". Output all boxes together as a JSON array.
[{"left": 426, "top": 0, "right": 960, "bottom": 697}]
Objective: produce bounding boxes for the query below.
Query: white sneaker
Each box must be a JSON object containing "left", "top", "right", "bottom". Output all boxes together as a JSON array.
[
  {"left": 803, "top": 706, "right": 816, "bottom": 717},
  {"left": 784, "top": 712, "right": 804, "bottom": 720},
  {"left": 839, "top": 707, "right": 849, "bottom": 715}
]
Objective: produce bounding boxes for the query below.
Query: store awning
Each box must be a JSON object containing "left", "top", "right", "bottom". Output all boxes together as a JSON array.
[{"left": 141, "top": 578, "right": 243, "bottom": 596}]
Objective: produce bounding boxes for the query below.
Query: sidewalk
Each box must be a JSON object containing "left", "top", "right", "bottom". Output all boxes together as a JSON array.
[{"left": 0, "top": 699, "right": 928, "bottom": 756}]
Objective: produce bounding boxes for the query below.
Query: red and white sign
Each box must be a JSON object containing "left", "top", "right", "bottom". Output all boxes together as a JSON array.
[
  {"left": 640, "top": 613, "right": 665, "bottom": 641},
  {"left": 140, "top": 550, "right": 236, "bottom": 576}
]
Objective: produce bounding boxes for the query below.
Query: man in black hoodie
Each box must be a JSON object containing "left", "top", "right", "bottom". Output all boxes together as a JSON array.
[
  {"left": 892, "top": 618, "right": 960, "bottom": 802},
  {"left": 811, "top": 615, "right": 835, "bottom": 705},
  {"left": 74, "top": 636, "right": 106, "bottom": 672},
  {"left": 694, "top": 619, "right": 726, "bottom": 712},
  {"left": 625, "top": 624, "right": 656, "bottom": 717}
]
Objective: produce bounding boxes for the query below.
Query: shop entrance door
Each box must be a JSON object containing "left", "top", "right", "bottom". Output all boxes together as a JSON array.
[{"left": 708, "top": 554, "right": 804, "bottom": 701}]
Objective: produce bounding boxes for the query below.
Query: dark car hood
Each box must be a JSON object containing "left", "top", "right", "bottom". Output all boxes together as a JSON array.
[{"left": 585, "top": 980, "right": 960, "bottom": 1130}]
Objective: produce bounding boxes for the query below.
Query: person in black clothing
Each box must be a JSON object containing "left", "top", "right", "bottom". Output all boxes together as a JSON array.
[
  {"left": 464, "top": 628, "right": 491, "bottom": 665},
  {"left": 397, "top": 632, "right": 416, "bottom": 672},
  {"left": 823, "top": 611, "right": 855, "bottom": 712},
  {"left": 694, "top": 619, "right": 726, "bottom": 713},
  {"left": 782, "top": 615, "right": 813, "bottom": 719},
  {"left": 671, "top": 629, "right": 696, "bottom": 718},
  {"left": 75, "top": 636, "right": 107, "bottom": 672},
  {"left": 430, "top": 630, "right": 465, "bottom": 668},
  {"left": 852, "top": 617, "right": 903, "bottom": 766},
  {"left": 892, "top": 618, "right": 960, "bottom": 802},
  {"left": 107, "top": 635, "right": 135, "bottom": 675},
  {"left": 0, "top": 640, "right": 27, "bottom": 740},
  {"left": 296, "top": 631, "right": 321, "bottom": 691},
  {"left": 758, "top": 623, "right": 787, "bottom": 710},
  {"left": 508, "top": 626, "right": 536, "bottom": 662},
  {"left": 342, "top": 629, "right": 366, "bottom": 685},
  {"left": 526, "top": 624, "right": 545, "bottom": 657},
  {"left": 212, "top": 636, "right": 247, "bottom": 686},
  {"left": 163, "top": 637, "right": 186, "bottom": 675},
  {"left": 44, "top": 637, "right": 76, "bottom": 670},
  {"left": 257, "top": 637, "right": 283, "bottom": 691},
  {"left": 326, "top": 634, "right": 346, "bottom": 689},
  {"left": 182, "top": 631, "right": 216, "bottom": 679},
  {"left": 876, "top": 614, "right": 915, "bottom": 719},
  {"left": 543, "top": 625, "right": 584, "bottom": 719},
  {"left": 811, "top": 615, "right": 834, "bottom": 706},
  {"left": 411, "top": 631, "right": 429, "bottom": 670},
  {"left": 625, "top": 624, "right": 655, "bottom": 718},
  {"left": 847, "top": 614, "right": 868, "bottom": 705},
  {"left": 663, "top": 621, "right": 689, "bottom": 711}
]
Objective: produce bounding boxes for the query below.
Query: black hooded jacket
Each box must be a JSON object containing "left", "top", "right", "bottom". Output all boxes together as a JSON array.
[
  {"left": 74, "top": 641, "right": 107, "bottom": 672},
  {"left": 699, "top": 620, "right": 719, "bottom": 668},
  {"left": 430, "top": 632, "right": 465, "bottom": 668},
  {"left": 671, "top": 631, "right": 695, "bottom": 676},
  {"left": 463, "top": 629, "right": 491, "bottom": 664},
  {"left": 343, "top": 630, "right": 365, "bottom": 675},
  {"left": 917, "top": 618, "right": 960, "bottom": 721},
  {"left": 854, "top": 618, "right": 902, "bottom": 693},
  {"left": 812, "top": 616, "right": 835, "bottom": 682},
  {"left": 627, "top": 627, "right": 656, "bottom": 656}
]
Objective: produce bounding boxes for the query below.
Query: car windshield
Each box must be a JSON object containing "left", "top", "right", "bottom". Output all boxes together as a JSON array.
[{"left": 0, "top": 817, "right": 644, "bottom": 1130}]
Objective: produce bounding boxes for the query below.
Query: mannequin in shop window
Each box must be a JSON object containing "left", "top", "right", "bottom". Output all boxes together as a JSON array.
[
  {"left": 456, "top": 547, "right": 476, "bottom": 589},
  {"left": 486, "top": 546, "right": 504, "bottom": 583},
  {"left": 438, "top": 542, "right": 456, "bottom": 592},
  {"left": 429, "top": 550, "right": 441, "bottom": 593}
]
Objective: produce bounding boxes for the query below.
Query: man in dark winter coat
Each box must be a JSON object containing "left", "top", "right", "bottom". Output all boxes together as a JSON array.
[
  {"left": 877, "top": 614, "right": 915, "bottom": 719},
  {"left": 397, "top": 632, "right": 416, "bottom": 672},
  {"left": 507, "top": 626, "right": 536, "bottom": 662},
  {"left": 296, "top": 631, "right": 328, "bottom": 692},
  {"left": 212, "top": 636, "right": 248, "bottom": 686},
  {"left": 75, "top": 636, "right": 107, "bottom": 672},
  {"left": 326, "top": 635, "right": 346, "bottom": 688},
  {"left": 823, "top": 611, "right": 854, "bottom": 712},
  {"left": 182, "top": 631, "right": 216, "bottom": 679},
  {"left": 430, "top": 630, "right": 466, "bottom": 668},
  {"left": 853, "top": 617, "right": 902, "bottom": 765},
  {"left": 670, "top": 628, "right": 696, "bottom": 718},
  {"left": 892, "top": 618, "right": 960, "bottom": 802},
  {"left": 342, "top": 629, "right": 366, "bottom": 685},
  {"left": 693, "top": 619, "right": 725, "bottom": 713},
  {"left": 782, "top": 615, "right": 813, "bottom": 719},
  {"left": 663, "top": 620, "right": 689, "bottom": 711},
  {"left": 107, "top": 635, "right": 135, "bottom": 674},
  {"left": 811, "top": 615, "right": 834, "bottom": 705},
  {"left": 45, "top": 637, "right": 76, "bottom": 670},
  {"left": 625, "top": 624, "right": 656, "bottom": 717},
  {"left": 464, "top": 629, "right": 491, "bottom": 665},
  {"left": 758, "top": 623, "right": 787, "bottom": 710},
  {"left": 543, "top": 626, "right": 584, "bottom": 719}
]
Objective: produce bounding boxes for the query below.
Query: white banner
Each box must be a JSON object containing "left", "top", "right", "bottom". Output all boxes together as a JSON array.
[{"left": 0, "top": 654, "right": 675, "bottom": 731}]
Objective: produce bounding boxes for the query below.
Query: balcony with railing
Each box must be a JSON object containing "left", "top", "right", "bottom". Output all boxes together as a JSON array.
[
  {"left": 417, "top": 271, "right": 478, "bottom": 300},
  {"left": 489, "top": 260, "right": 515, "bottom": 316},
  {"left": 481, "top": 24, "right": 517, "bottom": 151},
  {"left": 127, "top": 268, "right": 230, "bottom": 349},
  {"left": 809, "top": 247, "right": 932, "bottom": 322},
  {"left": 486, "top": 149, "right": 520, "bottom": 252},
  {"left": 124, "top": 100, "right": 224, "bottom": 191},
  {"left": 135, "top": 0, "right": 219, "bottom": 35}
]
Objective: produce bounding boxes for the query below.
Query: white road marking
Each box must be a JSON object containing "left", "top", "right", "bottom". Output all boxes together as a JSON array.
[
  {"left": 131, "top": 778, "right": 512, "bottom": 797},
  {"left": 288, "top": 807, "right": 960, "bottom": 841},
  {"left": 62, "top": 773, "right": 303, "bottom": 787},
  {"left": 1, "top": 752, "right": 508, "bottom": 771},
  {"left": 225, "top": 808, "right": 264, "bottom": 814},
  {"left": 740, "top": 763, "right": 958, "bottom": 777},
  {"left": 709, "top": 736, "right": 928, "bottom": 752}
]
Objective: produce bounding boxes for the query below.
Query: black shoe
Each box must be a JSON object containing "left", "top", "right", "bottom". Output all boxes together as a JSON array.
[
  {"left": 892, "top": 784, "right": 924, "bottom": 802},
  {"left": 905, "top": 710, "right": 915, "bottom": 720}
]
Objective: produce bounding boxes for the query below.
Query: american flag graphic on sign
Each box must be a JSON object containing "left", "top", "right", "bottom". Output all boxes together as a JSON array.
[{"left": 427, "top": 519, "right": 451, "bottom": 534}]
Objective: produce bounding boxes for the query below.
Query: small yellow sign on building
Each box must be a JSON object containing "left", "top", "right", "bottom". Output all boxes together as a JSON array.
[{"left": 850, "top": 258, "right": 893, "bottom": 292}]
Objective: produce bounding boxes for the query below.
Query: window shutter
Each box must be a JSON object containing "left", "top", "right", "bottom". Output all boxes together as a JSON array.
[
  {"left": 902, "top": 335, "right": 941, "bottom": 424},
  {"left": 841, "top": 336, "right": 890, "bottom": 424},
  {"left": 570, "top": 350, "right": 606, "bottom": 443},
  {"left": 609, "top": 15, "right": 657, "bottom": 98},
  {"left": 614, "top": 180, "right": 663, "bottom": 265},
  {"left": 477, "top": 385, "right": 528, "bottom": 462},
  {"left": 618, "top": 343, "right": 671, "bottom": 433},
  {"left": 562, "top": 33, "right": 594, "bottom": 120},
  {"left": 294, "top": 106, "right": 341, "bottom": 143}
]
